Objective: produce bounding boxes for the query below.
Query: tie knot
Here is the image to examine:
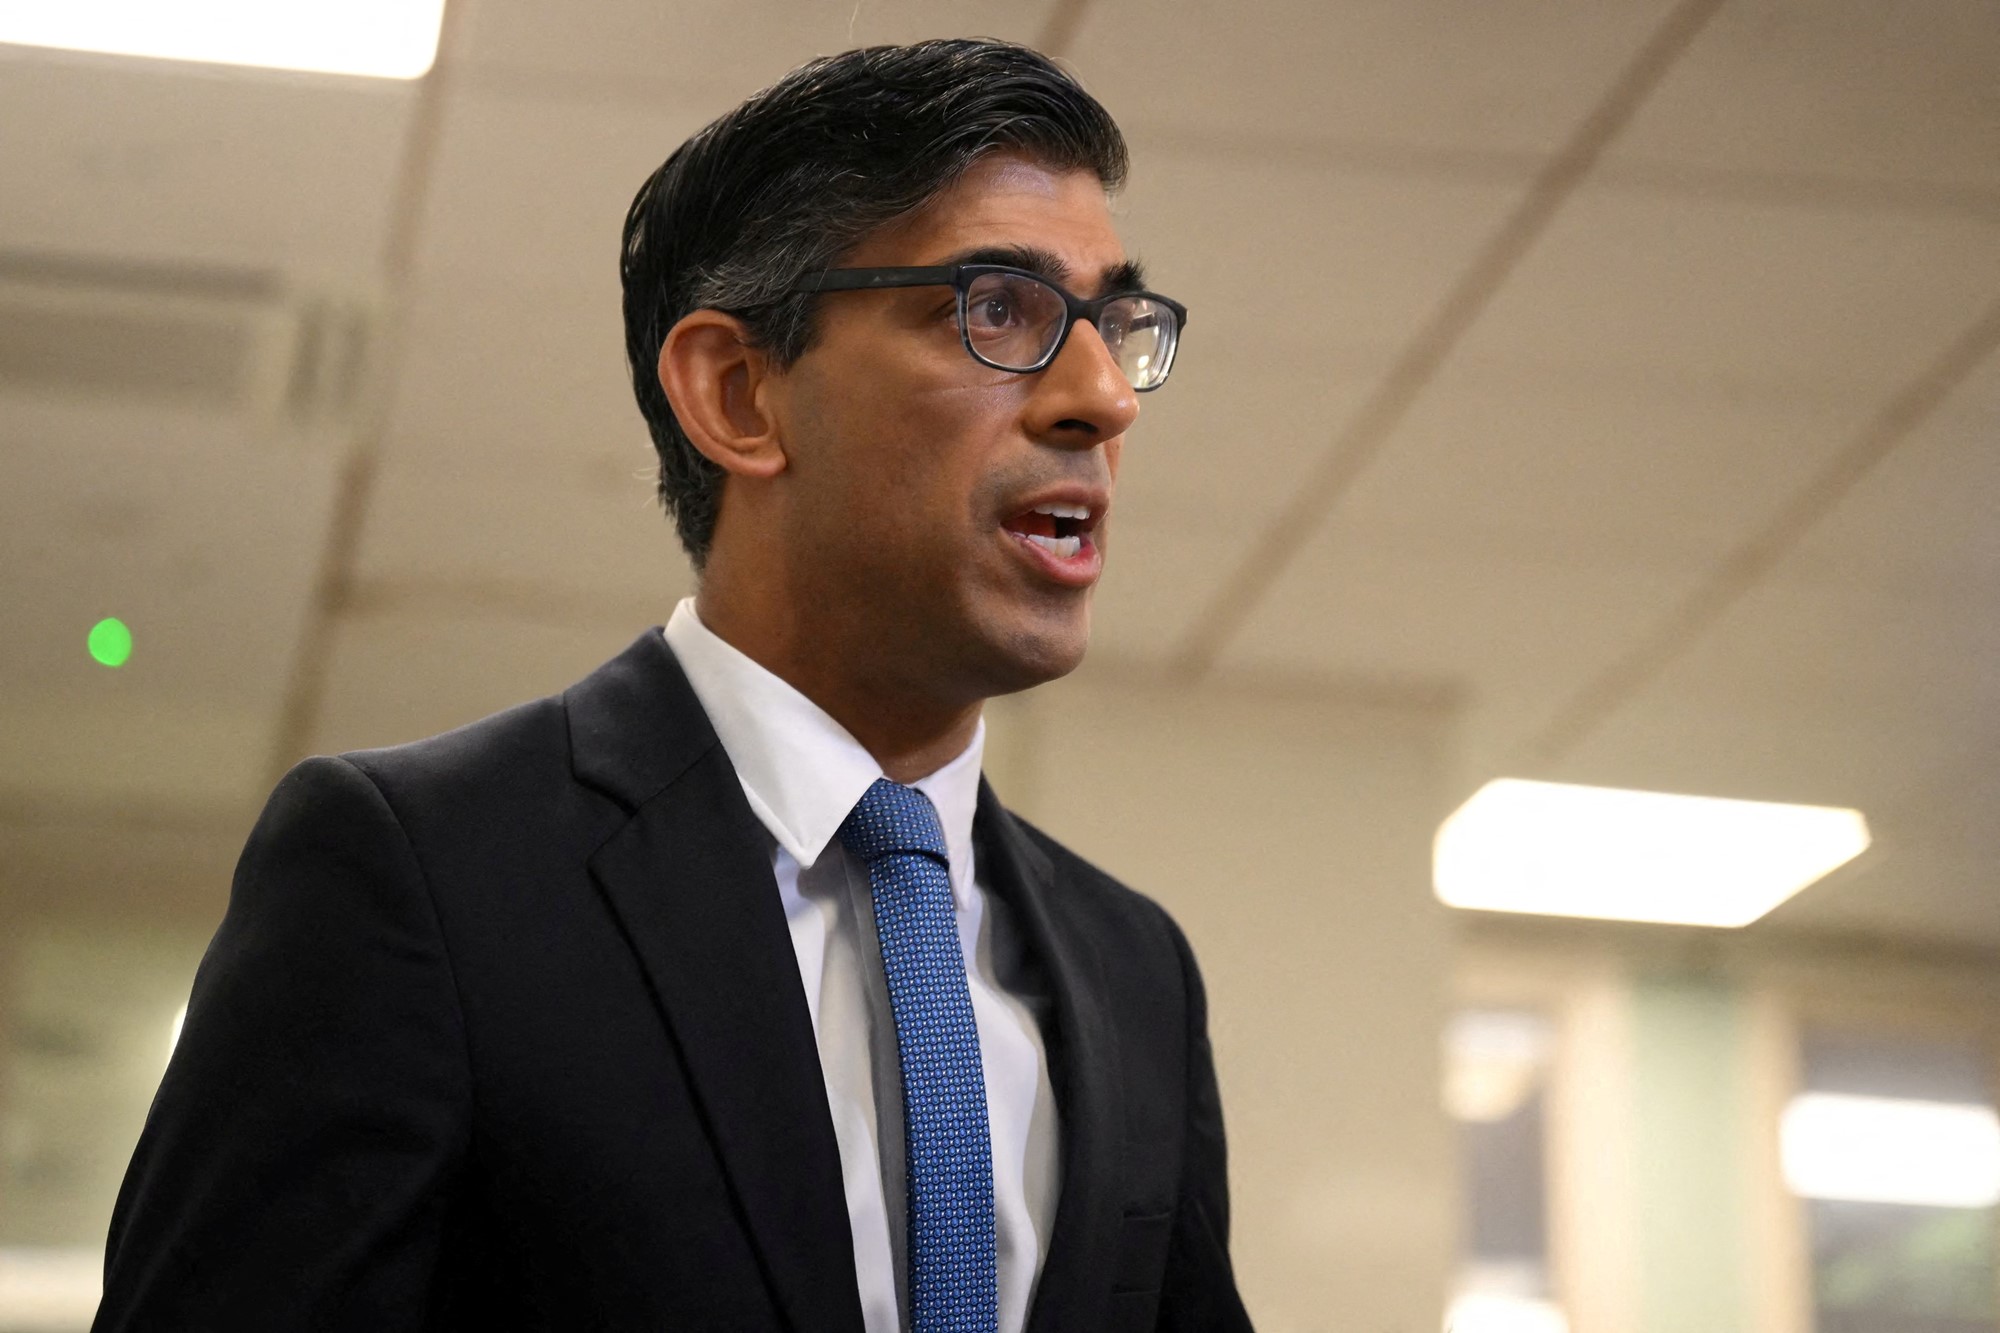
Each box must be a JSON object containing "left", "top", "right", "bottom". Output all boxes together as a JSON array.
[{"left": 837, "top": 778, "right": 949, "bottom": 864}]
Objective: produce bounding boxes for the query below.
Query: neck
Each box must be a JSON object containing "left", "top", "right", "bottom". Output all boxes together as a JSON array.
[{"left": 692, "top": 583, "right": 983, "bottom": 786}]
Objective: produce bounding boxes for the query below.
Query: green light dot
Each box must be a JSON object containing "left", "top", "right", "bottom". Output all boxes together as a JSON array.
[{"left": 89, "top": 617, "right": 132, "bottom": 668}]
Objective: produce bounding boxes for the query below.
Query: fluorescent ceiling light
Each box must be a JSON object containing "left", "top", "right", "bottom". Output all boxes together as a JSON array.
[
  {"left": 1781, "top": 1092, "right": 2000, "bottom": 1208},
  {"left": 1433, "top": 778, "right": 1869, "bottom": 928},
  {"left": 0, "top": 0, "right": 445, "bottom": 80},
  {"left": 1445, "top": 1293, "right": 1568, "bottom": 1333}
]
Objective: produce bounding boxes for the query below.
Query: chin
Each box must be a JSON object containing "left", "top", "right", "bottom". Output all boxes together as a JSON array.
[{"left": 969, "top": 606, "right": 1092, "bottom": 697}]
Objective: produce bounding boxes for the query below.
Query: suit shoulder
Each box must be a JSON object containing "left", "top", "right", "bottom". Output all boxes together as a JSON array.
[
  {"left": 292, "top": 693, "right": 616, "bottom": 876},
  {"left": 337, "top": 694, "right": 570, "bottom": 804}
]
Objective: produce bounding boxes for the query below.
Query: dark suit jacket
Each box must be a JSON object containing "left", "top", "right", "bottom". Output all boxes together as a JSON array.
[{"left": 95, "top": 630, "right": 1251, "bottom": 1331}]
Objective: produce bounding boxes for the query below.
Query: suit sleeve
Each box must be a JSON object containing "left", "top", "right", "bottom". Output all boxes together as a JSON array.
[
  {"left": 95, "top": 755, "right": 472, "bottom": 1332},
  {"left": 1157, "top": 914, "right": 1254, "bottom": 1332}
]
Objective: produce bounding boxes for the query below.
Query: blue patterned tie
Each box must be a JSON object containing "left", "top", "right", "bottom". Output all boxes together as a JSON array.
[{"left": 837, "top": 778, "right": 998, "bottom": 1333}]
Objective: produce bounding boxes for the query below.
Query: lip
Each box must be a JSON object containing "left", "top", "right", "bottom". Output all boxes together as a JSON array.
[{"left": 998, "top": 486, "right": 1109, "bottom": 590}]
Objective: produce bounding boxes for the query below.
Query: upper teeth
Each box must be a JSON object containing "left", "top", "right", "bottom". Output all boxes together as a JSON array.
[{"left": 1033, "top": 503, "right": 1089, "bottom": 520}]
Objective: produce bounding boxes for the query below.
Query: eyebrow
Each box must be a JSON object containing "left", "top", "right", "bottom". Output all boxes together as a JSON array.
[{"left": 939, "top": 244, "right": 1149, "bottom": 296}]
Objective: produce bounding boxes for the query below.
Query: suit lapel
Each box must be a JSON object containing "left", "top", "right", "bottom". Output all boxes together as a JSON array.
[
  {"left": 975, "top": 782, "right": 1124, "bottom": 1333},
  {"left": 569, "top": 632, "right": 863, "bottom": 1333}
]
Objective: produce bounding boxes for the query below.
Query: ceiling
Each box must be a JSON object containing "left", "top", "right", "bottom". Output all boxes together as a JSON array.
[{"left": 1, "top": 0, "right": 1995, "bottom": 946}]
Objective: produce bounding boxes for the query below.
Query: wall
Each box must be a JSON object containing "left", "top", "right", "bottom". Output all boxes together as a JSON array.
[{"left": 992, "top": 664, "right": 1460, "bottom": 1333}]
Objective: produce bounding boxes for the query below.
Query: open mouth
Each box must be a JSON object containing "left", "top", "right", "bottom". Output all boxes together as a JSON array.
[{"left": 1000, "top": 502, "right": 1100, "bottom": 560}]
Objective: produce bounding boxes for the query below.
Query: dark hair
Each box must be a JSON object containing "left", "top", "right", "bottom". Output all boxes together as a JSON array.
[{"left": 620, "top": 38, "right": 1129, "bottom": 567}]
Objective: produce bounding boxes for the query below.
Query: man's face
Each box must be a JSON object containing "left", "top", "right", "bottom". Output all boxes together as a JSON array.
[{"left": 766, "top": 152, "right": 1142, "bottom": 703}]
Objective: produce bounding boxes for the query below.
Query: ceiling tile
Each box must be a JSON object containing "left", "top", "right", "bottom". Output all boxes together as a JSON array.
[
  {"left": 378, "top": 87, "right": 695, "bottom": 470},
  {"left": 1610, "top": 0, "right": 2000, "bottom": 192},
  {"left": 1223, "top": 511, "right": 1697, "bottom": 707},
  {"left": 1088, "top": 509, "right": 1257, "bottom": 664},
  {"left": 311, "top": 606, "right": 657, "bottom": 756},
  {"left": 1325, "top": 356, "right": 1880, "bottom": 569},
  {"left": 456, "top": 0, "right": 1059, "bottom": 104},
  {"left": 1536, "top": 529, "right": 1999, "bottom": 947},
  {"left": 0, "top": 400, "right": 342, "bottom": 811},
  {"left": 1778, "top": 352, "right": 2000, "bottom": 593},
  {"left": 0, "top": 402, "right": 341, "bottom": 700},
  {"left": 1204, "top": 373, "right": 1885, "bottom": 752},
  {"left": 1073, "top": 0, "right": 1677, "bottom": 155},
  {"left": 411, "top": 85, "right": 702, "bottom": 291},
  {"left": 1453, "top": 186, "right": 2000, "bottom": 394},
  {"left": 1764, "top": 846, "right": 2000, "bottom": 950},
  {"left": 1101, "top": 143, "right": 1531, "bottom": 654},
  {"left": 355, "top": 445, "right": 689, "bottom": 606},
  {"left": 1117, "top": 142, "right": 1531, "bottom": 365},
  {"left": 377, "top": 266, "right": 645, "bottom": 469},
  {"left": 1548, "top": 679, "right": 2000, "bottom": 948},
  {"left": 0, "top": 689, "right": 272, "bottom": 815},
  {"left": 0, "top": 815, "right": 242, "bottom": 922},
  {"left": 1510, "top": 357, "right": 2000, "bottom": 808},
  {"left": 0, "top": 49, "right": 411, "bottom": 274},
  {"left": 1597, "top": 579, "right": 1996, "bottom": 740},
  {"left": 1115, "top": 353, "right": 1383, "bottom": 529}
]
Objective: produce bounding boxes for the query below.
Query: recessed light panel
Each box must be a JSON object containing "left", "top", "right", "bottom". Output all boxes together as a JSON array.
[
  {"left": 1782, "top": 1092, "right": 2000, "bottom": 1208},
  {"left": 1443, "top": 1292, "right": 1569, "bottom": 1333},
  {"left": 0, "top": 0, "right": 446, "bottom": 79},
  {"left": 1433, "top": 779, "right": 1869, "bottom": 927}
]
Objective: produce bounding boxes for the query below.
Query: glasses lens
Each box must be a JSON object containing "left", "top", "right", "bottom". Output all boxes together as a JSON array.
[
  {"left": 962, "top": 271, "right": 1068, "bottom": 371},
  {"left": 1100, "top": 296, "right": 1179, "bottom": 390}
]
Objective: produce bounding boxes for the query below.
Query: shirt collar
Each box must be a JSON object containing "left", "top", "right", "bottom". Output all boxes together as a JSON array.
[{"left": 662, "top": 599, "right": 984, "bottom": 897}]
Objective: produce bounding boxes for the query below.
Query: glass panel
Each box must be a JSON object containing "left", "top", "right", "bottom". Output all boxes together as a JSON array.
[
  {"left": 1445, "top": 1008, "right": 1568, "bottom": 1333},
  {"left": 1793, "top": 1029, "right": 2000, "bottom": 1333}
]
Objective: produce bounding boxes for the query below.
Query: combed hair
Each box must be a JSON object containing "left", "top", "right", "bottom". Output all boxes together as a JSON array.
[{"left": 620, "top": 38, "right": 1129, "bottom": 566}]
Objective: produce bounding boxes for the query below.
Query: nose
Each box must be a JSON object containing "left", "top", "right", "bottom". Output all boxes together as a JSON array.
[{"left": 1023, "top": 318, "right": 1141, "bottom": 447}]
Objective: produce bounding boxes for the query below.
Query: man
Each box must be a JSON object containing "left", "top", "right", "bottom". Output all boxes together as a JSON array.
[{"left": 96, "top": 38, "right": 1250, "bottom": 1333}]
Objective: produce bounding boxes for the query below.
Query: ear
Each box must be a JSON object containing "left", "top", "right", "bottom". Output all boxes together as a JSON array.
[{"left": 656, "top": 310, "right": 788, "bottom": 480}]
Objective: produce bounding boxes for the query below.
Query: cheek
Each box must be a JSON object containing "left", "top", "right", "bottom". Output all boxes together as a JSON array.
[
  {"left": 892, "top": 383, "right": 1021, "bottom": 521},
  {"left": 819, "top": 393, "right": 1004, "bottom": 567},
  {"left": 786, "top": 337, "right": 1027, "bottom": 551}
]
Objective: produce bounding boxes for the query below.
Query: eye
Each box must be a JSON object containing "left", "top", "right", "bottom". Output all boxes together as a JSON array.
[{"left": 967, "top": 291, "right": 1021, "bottom": 331}]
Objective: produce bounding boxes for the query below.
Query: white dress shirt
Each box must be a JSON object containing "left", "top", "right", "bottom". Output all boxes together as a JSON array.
[{"left": 662, "top": 599, "right": 1059, "bottom": 1333}]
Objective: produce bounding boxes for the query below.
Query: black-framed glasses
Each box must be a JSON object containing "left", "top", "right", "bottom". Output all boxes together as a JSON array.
[{"left": 792, "top": 264, "right": 1187, "bottom": 392}]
